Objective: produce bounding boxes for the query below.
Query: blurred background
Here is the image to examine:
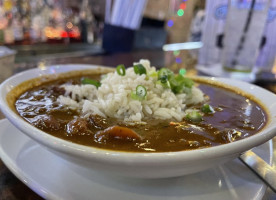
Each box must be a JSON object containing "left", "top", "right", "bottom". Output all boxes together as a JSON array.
[
  {"left": 0, "top": 0, "right": 275, "bottom": 83},
  {"left": 0, "top": 0, "right": 203, "bottom": 45}
]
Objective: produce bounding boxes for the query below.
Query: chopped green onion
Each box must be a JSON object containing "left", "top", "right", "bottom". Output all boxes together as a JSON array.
[
  {"left": 160, "top": 75, "right": 168, "bottom": 83},
  {"left": 157, "top": 68, "right": 174, "bottom": 90},
  {"left": 168, "top": 76, "right": 179, "bottom": 93},
  {"left": 168, "top": 75, "right": 177, "bottom": 85},
  {"left": 149, "top": 71, "right": 158, "bottom": 78},
  {"left": 134, "top": 64, "right": 147, "bottom": 75},
  {"left": 130, "top": 86, "right": 147, "bottom": 100},
  {"left": 156, "top": 67, "right": 194, "bottom": 94},
  {"left": 131, "top": 91, "right": 140, "bottom": 100},
  {"left": 136, "top": 85, "right": 147, "bottom": 99},
  {"left": 175, "top": 75, "right": 194, "bottom": 88},
  {"left": 179, "top": 68, "right": 186, "bottom": 76},
  {"left": 186, "top": 111, "right": 202, "bottom": 123},
  {"left": 168, "top": 74, "right": 193, "bottom": 94},
  {"left": 158, "top": 68, "right": 174, "bottom": 80},
  {"left": 201, "top": 104, "right": 215, "bottom": 114},
  {"left": 158, "top": 75, "right": 170, "bottom": 89},
  {"left": 172, "top": 86, "right": 184, "bottom": 94},
  {"left": 81, "top": 78, "right": 101, "bottom": 88},
  {"left": 116, "top": 64, "right": 126, "bottom": 76}
]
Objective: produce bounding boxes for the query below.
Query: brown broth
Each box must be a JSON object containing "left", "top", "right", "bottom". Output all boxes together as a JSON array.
[{"left": 11, "top": 72, "right": 268, "bottom": 152}]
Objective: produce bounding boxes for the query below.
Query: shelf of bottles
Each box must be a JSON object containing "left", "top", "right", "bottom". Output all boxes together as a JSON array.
[{"left": 0, "top": 0, "right": 96, "bottom": 45}]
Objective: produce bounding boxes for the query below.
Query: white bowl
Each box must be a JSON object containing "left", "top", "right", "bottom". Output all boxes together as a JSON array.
[{"left": 1, "top": 64, "right": 276, "bottom": 178}]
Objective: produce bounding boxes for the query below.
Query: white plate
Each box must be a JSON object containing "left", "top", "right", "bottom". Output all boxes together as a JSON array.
[{"left": 0, "top": 119, "right": 272, "bottom": 200}]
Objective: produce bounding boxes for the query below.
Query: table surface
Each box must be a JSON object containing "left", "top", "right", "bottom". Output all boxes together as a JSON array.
[{"left": 0, "top": 49, "right": 275, "bottom": 200}]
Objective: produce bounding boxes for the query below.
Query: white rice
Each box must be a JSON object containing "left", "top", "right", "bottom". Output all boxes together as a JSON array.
[{"left": 57, "top": 59, "right": 204, "bottom": 123}]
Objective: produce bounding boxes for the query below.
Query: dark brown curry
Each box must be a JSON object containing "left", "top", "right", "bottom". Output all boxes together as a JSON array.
[{"left": 12, "top": 73, "right": 267, "bottom": 152}]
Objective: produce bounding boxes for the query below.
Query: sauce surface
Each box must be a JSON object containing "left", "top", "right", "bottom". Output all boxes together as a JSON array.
[{"left": 13, "top": 74, "right": 267, "bottom": 152}]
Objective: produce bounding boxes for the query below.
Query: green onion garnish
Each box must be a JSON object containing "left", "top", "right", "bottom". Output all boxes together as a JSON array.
[
  {"left": 131, "top": 85, "right": 147, "bottom": 100},
  {"left": 168, "top": 74, "right": 194, "bottom": 94},
  {"left": 201, "top": 104, "right": 215, "bottom": 114},
  {"left": 130, "top": 91, "right": 139, "bottom": 100},
  {"left": 116, "top": 64, "right": 126, "bottom": 76},
  {"left": 158, "top": 68, "right": 174, "bottom": 80},
  {"left": 136, "top": 85, "right": 147, "bottom": 98},
  {"left": 186, "top": 111, "right": 203, "bottom": 123},
  {"left": 156, "top": 80, "right": 171, "bottom": 89},
  {"left": 134, "top": 64, "right": 147, "bottom": 75},
  {"left": 160, "top": 75, "right": 168, "bottom": 83},
  {"left": 149, "top": 71, "right": 158, "bottom": 78},
  {"left": 175, "top": 75, "right": 194, "bottom": 88},
  {"left": 81, "top": 78, "right": 101, "bottom": 88},
  {"left": 157, "top": 68, "right": 174, "bottom": 90}
]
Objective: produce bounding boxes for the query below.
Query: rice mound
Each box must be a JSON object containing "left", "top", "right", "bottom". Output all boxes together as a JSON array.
[{"left": 58, "top": 59, "right": 204, "bottom": 123}]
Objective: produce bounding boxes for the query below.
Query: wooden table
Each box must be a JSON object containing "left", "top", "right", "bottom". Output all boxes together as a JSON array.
[{"left": 0, "top": 49, "right": 275, "bottom": 199}]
